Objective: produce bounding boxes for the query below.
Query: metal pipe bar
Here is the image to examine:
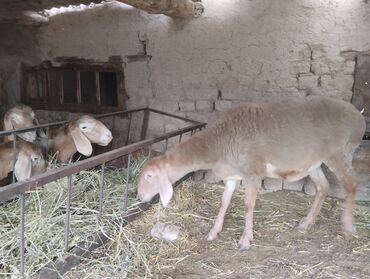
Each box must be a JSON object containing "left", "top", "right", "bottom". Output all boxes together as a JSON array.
[
  {"left": 125, "top": 112, "right": 132, "bottom": 146},
  {"left": 0, "top": 122, "right": 206, "bottom": 203},
  {"left": 19, "top": 193, "right": 25, "bottom": 279},
  {"left": 12, "top": 136, "right": 17, "bottom": 184},
  {"left": 98, "top": 163, "right": 105, "bottom": 219},
  {"left": 64, "top": 176, "right": 73, "bottom": 252},
  {"left": 148, "top": 145, "right": 152, "bottom": 158},
  {"left": 164, "top": 138, "right": 169, "bottom": 152},
  {"left": 148, "top": 108, "right": 200, "bottom": 124},
  {"left": 0, "top": 108, "right": 148, "bottom": 138},
  {"left": 0, "top": 107, "right": 203, "bottom": 141},
  {"left": 140, "top": 109, "right": 150, "bottom": 141},
  {"left": 38, "top": 173, "right": 192, "bottom": 279},
  {"left": 179, "top": 133, "right": 183, "bottom": 143},
  {"left": 0, "top": 120, "right": 69, "bottom": 138},
  {"left": 92, "top": 107, "right": 146, "bottom": 120},
  {"left": 124, "top": 153, "right": 132, "bottom": 209}
]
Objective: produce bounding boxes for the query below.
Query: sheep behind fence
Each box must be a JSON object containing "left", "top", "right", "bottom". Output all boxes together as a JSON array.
[{"left": 0, "top": 108, "right": 205, "bottom": 278}]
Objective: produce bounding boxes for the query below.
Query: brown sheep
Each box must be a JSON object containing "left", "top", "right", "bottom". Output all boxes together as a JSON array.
[{"left": 137, "top": 96, "right": 365, "bottom": 250}]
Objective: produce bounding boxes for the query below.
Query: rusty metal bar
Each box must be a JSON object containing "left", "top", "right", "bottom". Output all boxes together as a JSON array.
[
  {"left": 12, "top": 136, "right": 17, "bottom": 184},
  {"left": 140, "top": 109, "right": 150, "bottom": 141},
  {"left": 92, "top": 107, "right": 146, "bottom": 120},
  {"left": 148, "top": 108, "right": 199, "bottom": 124},
  {"left": 38, "top": 197, "right": 158, "bottom": 279},
  {"left": 124, "top": 153, "right": 132, "bottom": 209},
  {"left": 148, "top": 145, "right": 152, "bottom": 158},
  {"left": 0, "top": 122, "right": 206, "bottom": 203},
  {"left": 38, "top": 174, "right": 192, "bottom": 279},
  {"left": 125, "top": 112, "right": 132, "bottom": 146},
  {"left": 0, "top": 108, "right": 148, "bottom": 138},
  {"left": 98, "top": 163, "right": 105, "bottom": 219},
  {"left": 164, "top": 138, "right": 169, "bottom": 152},
  {"left": 0, "top": 107, "right": 202, "bottom": 143},
  {"left": 64, "top": 176, "right": 73, "bottom": 252},
  {"left": 19, "top": 193, "right": 25, "bottom": 279},
  {"left": 0, "top": 120, "right": 68, "bottom": 138}
]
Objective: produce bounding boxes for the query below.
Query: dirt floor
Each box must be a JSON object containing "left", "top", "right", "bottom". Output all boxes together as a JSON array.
[{"left": 66, "top": 180, "right": 370, "bottom": 279}]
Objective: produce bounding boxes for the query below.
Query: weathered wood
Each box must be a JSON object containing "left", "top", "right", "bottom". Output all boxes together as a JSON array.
[
  {"left": 118, "top": 0, "right": 204, "bottom": 18},
  {"left": 1, "top": 0, "right": 204, "bottom": 26}
]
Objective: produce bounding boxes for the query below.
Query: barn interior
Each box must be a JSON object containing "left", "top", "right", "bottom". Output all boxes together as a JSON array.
[{"left": 0, "top": 0, "right": 370, "bottom": 278}]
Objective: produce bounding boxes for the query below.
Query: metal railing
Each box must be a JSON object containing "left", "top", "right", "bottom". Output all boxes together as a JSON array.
[{"left": 0, "top": 108, "right": 206, "bottom": 278}]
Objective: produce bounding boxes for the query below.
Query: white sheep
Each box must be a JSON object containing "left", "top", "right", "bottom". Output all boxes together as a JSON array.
[
  {"left": 2, "top": 104, "right": 42, "bottom": 143},
  {"left": 41, "top": 115, "right": 113, "bottom": 162},
  {"left": 137, "top": 96, "right": 366, "bottom": 250},
  {"left": 0, "top": 139, "right": 47, "bottom": 182}
]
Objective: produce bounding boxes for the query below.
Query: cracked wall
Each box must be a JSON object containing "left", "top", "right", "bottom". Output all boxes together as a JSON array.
[{"left": 33, "top": 0, "right": 370, "bottom": 120}]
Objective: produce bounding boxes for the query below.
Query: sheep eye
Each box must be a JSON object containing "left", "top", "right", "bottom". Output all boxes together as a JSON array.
[{"left": 81, "top": 126, "right": 87, "bottom": 130}]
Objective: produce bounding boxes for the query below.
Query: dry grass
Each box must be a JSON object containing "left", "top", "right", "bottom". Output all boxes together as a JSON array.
[
  {"left": 1, "top": 159, "right": 370, "bottom": 278},
  {"left": 65, "top": 182, "right": 370, "bottom": 279},
  {"left": 0, "top": 155, "right": 147, "bottom": 278}
]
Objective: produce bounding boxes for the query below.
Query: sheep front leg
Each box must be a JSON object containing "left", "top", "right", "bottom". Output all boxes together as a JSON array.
[
  {"left": 238, "top": 178, "right": 260, "bottom": 250},
  {"left": 298, "top": 166, "right": 329, "bottom": 230},
  {"left": 207, "top": 179, "right": 237, "bottom": 241}
]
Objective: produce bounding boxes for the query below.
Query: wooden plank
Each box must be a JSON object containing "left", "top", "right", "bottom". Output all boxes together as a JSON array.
[{"left": 117, "top": 0, "right": 204, "bottom": 18}]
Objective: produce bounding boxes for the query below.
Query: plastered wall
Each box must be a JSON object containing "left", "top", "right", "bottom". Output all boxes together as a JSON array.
[
  {"left": 35, "top": 0, "right": 370, "bottom": 121},
  {"left": 1, "top": 0, "right": 370, "bottom": 199}
]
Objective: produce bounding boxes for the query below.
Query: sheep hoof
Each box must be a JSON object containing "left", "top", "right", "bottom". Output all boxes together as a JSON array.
[
  {"left": 238, "top": 243, "right": 251, "bottom": 251},
  {"left": 342, "top": 216, "right": 356, "bottom": 235},
  {"left": 238, "top": 239, "right": 251, "bottom": 251},
  {"left": 297, "top": 218, "right": 313, "bottom": 231},
  {"left": 206, "top": 230, "right": 218, "bottom": 241},
  {"left": 238, "top": 233, "right": 252, "bottom": 250}
]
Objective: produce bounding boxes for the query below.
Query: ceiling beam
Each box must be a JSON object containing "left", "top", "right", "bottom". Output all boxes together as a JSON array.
[
  {"left": 0, "top": 0, "right": 204, "bottom": 25},
  {"left": 118, "top": 0, "right": 204, "bottom": 18}
]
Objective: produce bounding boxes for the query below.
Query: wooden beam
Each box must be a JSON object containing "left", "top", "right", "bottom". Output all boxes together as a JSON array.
[{"left": 118, "top": 0, "right": 204, "bottom": 18}]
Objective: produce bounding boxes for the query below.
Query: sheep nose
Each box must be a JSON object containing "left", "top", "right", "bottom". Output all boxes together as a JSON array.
[
  {"left": 101, "top": 132, "right": 112, "bottom": 143},
  {"left": 105, "top": 132, "right": 112, "bottom": 140}
]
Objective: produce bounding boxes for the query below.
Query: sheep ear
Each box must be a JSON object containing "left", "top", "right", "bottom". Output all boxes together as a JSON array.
[
  {"left": 70, "top": 126, "right": 93, "bottom": 156},
  {"left": 159, "top": 175, "right": 173, "bottom": 207},
  {"left": 14, "top": 151, "right": 32, "bottom": 181},
  {"left": 3, "top": 116, "right": 15, "bottom": 140}
]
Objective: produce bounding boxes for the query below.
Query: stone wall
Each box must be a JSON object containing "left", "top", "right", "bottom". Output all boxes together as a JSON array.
[{"left": 0, "top": 0, "right": 370, "bottom": 199}]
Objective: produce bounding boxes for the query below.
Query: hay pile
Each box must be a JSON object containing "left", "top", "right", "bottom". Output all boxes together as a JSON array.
[
  {"left": 64, "top": 182, "right": 370, "bottom": 279},
  {"left": 1, "top": 159, "right": 370, "bottom": 278},
  {"left": 0, "top": 155, "right": 147, "bottom": 278}
]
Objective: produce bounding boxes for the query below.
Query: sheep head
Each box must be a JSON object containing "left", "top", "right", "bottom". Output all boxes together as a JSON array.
[
  {"left": 3, "top": 104, "right": 39, "bottom": 142},
  {"left": 70, "top": 115, "right": 113, "bottom": 157},
  {"left": 137, "top": 157, "right": 173, "bottom": 207},
  {"left": 14, "top": 141, "right": 47, "bottom": 181}
]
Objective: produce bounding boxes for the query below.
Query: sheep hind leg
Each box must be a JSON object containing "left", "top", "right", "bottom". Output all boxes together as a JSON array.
[
  {"left": 325, "top": 155, "right": 358, "bottom": 234},
  {"left": 298, "top": 166, "right": 329, "bottom": 230},
  {"left": 207, "top": 179, "right": 237, "bottom": 241},
  {"left": 238, "top": 177, "right": 261, "bottom": 250}
]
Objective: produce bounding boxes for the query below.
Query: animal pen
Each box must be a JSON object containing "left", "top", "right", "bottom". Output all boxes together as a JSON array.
[{"left": 0, "top": 108, "right": 206, "bottom": 278}]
